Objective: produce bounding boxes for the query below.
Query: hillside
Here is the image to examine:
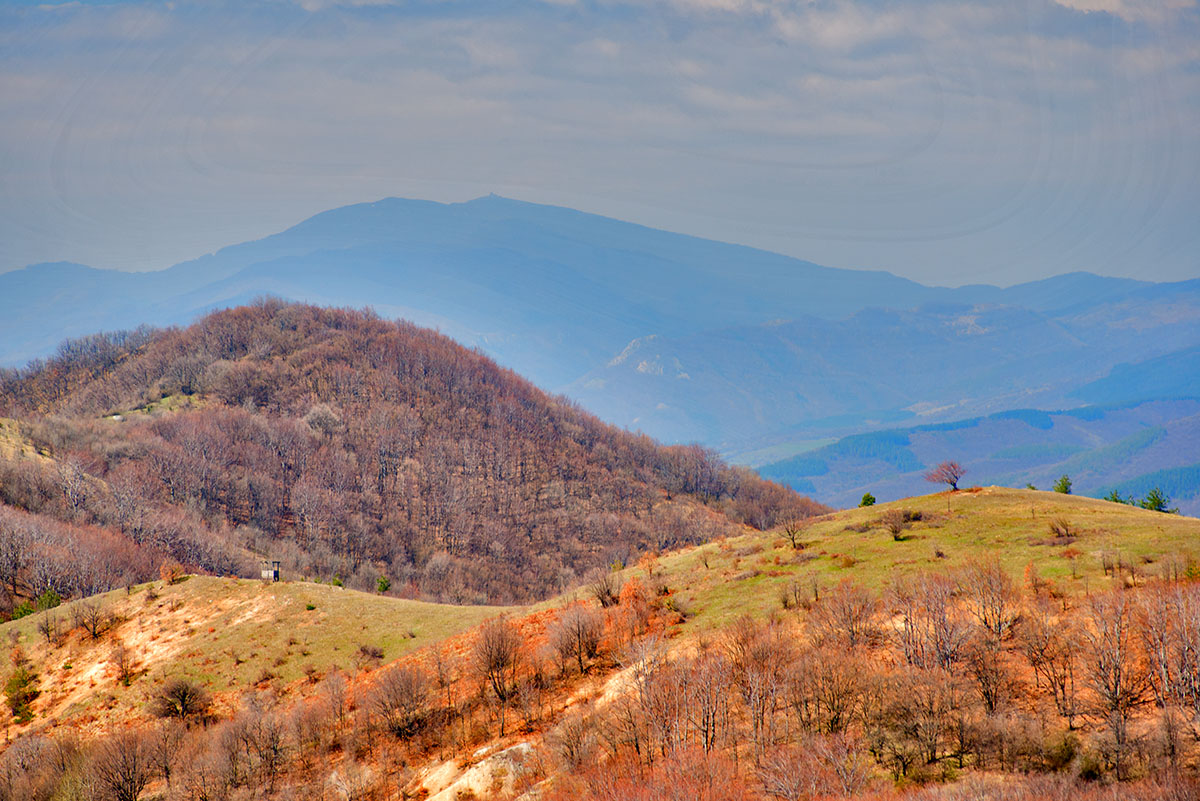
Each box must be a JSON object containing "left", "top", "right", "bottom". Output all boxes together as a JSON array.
[
  {"left": 0, "top": 301, "right": 822, "bottom": 610},
  {"left": 760, "top": 399, "right": 1200, "bottom": 515},
  {"left": 651, "top": 486, "right": 1200, "bottom": 629},
  {"left": 571, "top": 293, "right": 1200, "bottom": 449},
  {"left": 3, "top": 197, "right": 1197, "bottom": 456},
  {"left": 0, "top": 575, "right": 510, "bottom": 732},
  {"left": 5, "top": 488, "right": 1200, "bottom": 800}
]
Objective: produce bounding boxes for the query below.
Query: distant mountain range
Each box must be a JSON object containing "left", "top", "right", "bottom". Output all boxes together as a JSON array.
[
  {"left": 760, "top": 399, "right": 1200, "bottom": 516},
  {"left": 4, "top": 194, "right": 1198, "bottom": 506}
]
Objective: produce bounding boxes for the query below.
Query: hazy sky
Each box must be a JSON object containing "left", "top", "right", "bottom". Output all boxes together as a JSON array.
[{"left": 2, "top": 0, "right": 1197, "bottom": 287}]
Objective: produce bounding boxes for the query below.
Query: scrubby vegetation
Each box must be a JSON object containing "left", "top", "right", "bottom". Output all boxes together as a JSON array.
[
  {"left": 5, "top": 533, "right": 1200, "bottom": 800},
  {"left": 0, "top": 302, "right": 822, "bottom": 612}
]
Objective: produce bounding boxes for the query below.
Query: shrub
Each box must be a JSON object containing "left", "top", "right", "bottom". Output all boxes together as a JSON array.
[
  {"left": 4, "top": 661, "right": 39, "bottom": 723},
  {"left": 859, "top": 493, "right": 876, "bottom": 507},
  {"left": 1140, "top": 487, "right": 1178, "bottom": 513},
  {"left": 151, "top": 678, "right": 211, "bottom": 720},
  {"left": 159, "top": 560, "right": 185, "bottom": 584},
  {"left": 371, "top": 664, "right": 429, "bottom": 738},
  {"left": 9, "top": 601, "right": 34, "bottom": 620},
  {"left": 376, "top": 575, "right": 391, "bottom": 593},
  {"left": 1053, "top": 475, "right": 1072, "bottom": 494}
]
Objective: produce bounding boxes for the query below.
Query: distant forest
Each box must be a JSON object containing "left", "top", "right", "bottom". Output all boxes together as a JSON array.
[{"left": 0, "top": 301, "right": 824, "bottom": 609}]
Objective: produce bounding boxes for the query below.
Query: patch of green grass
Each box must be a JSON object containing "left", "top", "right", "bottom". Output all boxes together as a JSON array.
[
  {"left": 0, "top": 576, "right": 516, "bottom": 724},
  {"left": 653, "top": 487, "right": 1200, "bottom": 632}
]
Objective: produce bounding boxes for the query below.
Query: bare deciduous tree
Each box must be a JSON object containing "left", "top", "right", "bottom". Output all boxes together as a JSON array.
[
  {"left": 549, "top": 604, "right": 604, "bottom": 675},
  {"left": 923, "top": 461, "right": 966, "bottom": 491},
  {"left": 810, "top": 580, "right": 880, "bottom": 648},
  {"left": 92, "top": 731, "right": 153, "bottom": 801},
  {"left": 371, "top": 664, "right": 428, "bottom": 739},
  {"left": 152, "top": 678, "right": 211, "bottom": 720},
  {"left": 1019, "top": 598, "right": 1081, "bottom": 727},
  {"left": 474, "top": 617, "right": 521, "bottom": 736},
  {"left": 72, "top": 598, "right": 111, "bottom": 639},
  {"left": 1084, "top": 591, "right": 1151, "bottom": 777},
  {"left": 959, "top": 561, "right": 1020, "bottom": 640}
]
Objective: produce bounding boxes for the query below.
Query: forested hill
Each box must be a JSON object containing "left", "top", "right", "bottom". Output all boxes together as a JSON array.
[{"left": 0, "top": 301, "right": 824, "bottom": 607}]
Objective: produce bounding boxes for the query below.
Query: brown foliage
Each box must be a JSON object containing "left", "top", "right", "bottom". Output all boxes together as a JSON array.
[{"left": 0, "top": 302, "right": 826, "bottom": 605}]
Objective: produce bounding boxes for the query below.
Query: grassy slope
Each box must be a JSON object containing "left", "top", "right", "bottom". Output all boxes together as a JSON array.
[
  {"left": 0, "top": 416, "right": 44, "bottom": 461},
  {"left": 8, "top": 486, "right": 1198, "bottom": 735},
  {"left": 1, "top": 576, "right": 512, "bottom": 731},
  {"left": 657, "top": 486, "right": 1200, "bottom": 631}
]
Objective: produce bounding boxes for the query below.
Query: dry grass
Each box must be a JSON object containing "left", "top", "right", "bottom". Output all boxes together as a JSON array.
[
  {"left": 652, "top": 486, "right": 1200, "bottom": 631},
  {"left": 0, "top": 575, "right": 513, "bottom": 730}
]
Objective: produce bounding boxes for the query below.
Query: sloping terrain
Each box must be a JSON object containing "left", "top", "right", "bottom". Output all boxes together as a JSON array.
[
  {"left": 5, "top": 488, "right": 1200, "bottom": 801},
  {"left": 572, "top": 292, "right": 1200, "bottom": 448},
  {"left": 3, "top": 196, "right": 1197, "bottom": 455},
  {"left": 0, "top": 302, "right": 820, "bottom": 609},
  {"left": 761, "top": 400, "right": 1200, "bottom": 514},
  {"left": 652, "top": 486, "right": 1200, "bottom": 629},
  {"left": 0, "top": 576, "right": 510, "bottom": 731}
]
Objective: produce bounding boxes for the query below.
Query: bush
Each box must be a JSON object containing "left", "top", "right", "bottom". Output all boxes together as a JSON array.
[
  {"left": 4, "top": 661, "right": 39, "bottom": 723},
  {"left": 1053, "top": 475, "right": 1072, "bottom": 494},
  {"left": 372, "top": 664, "right": 429, "bottom": 738},
  {"left": 9, "top": 601, "right": 35, "bottom": 620},
  {"left": 1140, "top": 487, "right": 1178, "bottom": 513},
  {"left": 860, "top": 492, "right": 876, "bottom": 507},
  {"left": 151, "top": 678, "right": 211, "bottom": 720}
]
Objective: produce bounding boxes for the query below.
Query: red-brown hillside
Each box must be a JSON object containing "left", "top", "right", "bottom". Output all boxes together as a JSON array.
[{"left": 0, "top": 301, "right": 825, "bottom": 606}]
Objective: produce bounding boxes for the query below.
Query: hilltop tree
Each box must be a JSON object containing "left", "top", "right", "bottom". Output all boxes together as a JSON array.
[
  {"left": 923, "top": 461, "right": 966, "bottom": 491},
  {"left": 1054, "top": 475, "right": 1072, "bottom": 494},
  {"left": 1139, "top": 488, "right": 1177, "bottom": 514}
]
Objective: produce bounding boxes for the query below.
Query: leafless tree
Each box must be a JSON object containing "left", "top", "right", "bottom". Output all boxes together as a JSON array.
[
  {"left": 0, "top": 510, "right": 31, "bottom": 601},
  {"left": 588, "top": 568, "right": 623, "bottom": 608},
  {"left": 549, "top": 706, "right": 598, "bottom": 770},
  {"left": 1084, "top": 590, "right": 1151, "bottom": 777},
  {"left": 959, "top": 560, "right": 1020, "bottom": 640},
  {"left": 152, "top": 678, "right": 211, "bottom": 720},
  {"left": 810, "top": 580, "right": 880, "bottom": 648},
  {"left": 245, "top": 709, "right": 288, "bottom": 792},
  {"left": 781, "top": 519, "right": 808, "bottom": 550},
  {"left": 147, "top": 721, "right": 185, "bottom": 790},
  {"left": 57, "top": 457, "right": 89, "bottom": 519},
  {"left": 965, "top": 633, "right": 1012, "bottom": 713},
  {"left": 474, "top": 617, "right": 521, "bottom": 735},
  {"left": 1019, "top": 599, "right": 1081, "bottom": 726},
  {"left": 37, "top": 612, "right": 62, "bottom": 646},
  {"left": 321, "top": 668, "right": 349, "bottom": 728},
  {"left": 109, "top": 641, "right": 135, "bottom": 686},
  {"left": 371, "top": 664, "right": 429, "bottom": 738},
  {"left": 890, "top": 573, "right": 971, "bottom": 670},
  {"left": 923, "top": 461, "right": 966, "bottom": 491},
  {"left": 686, "top": 652, "right": 732, "bottom": 754},
  {"left": 91, "top": 731, "right": 153, "bottom": 801},
  {"left": 549, "top": 603, "right": 604, "bottom": 675},
  {"left": 880, "top": 509, "right": 910, "bottom": 541},
  {"left": 73, "top": 598, "right": 111, "bottom": 639}
]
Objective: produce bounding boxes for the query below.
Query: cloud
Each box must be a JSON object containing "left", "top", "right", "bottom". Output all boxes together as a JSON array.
[
  {"left": 0, "top": 0, "right": 1196, "bottom": 285},
  {"left": 1051, "top": 0, "right": 1196, "bottom": 24}
]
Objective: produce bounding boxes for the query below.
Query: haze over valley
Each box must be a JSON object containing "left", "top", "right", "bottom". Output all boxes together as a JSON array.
[{"left": 3, "top": 0, "right": 1199, "bottom": 798}]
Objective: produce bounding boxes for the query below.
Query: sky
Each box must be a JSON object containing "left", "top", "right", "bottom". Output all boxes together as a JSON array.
[{"left": 1, "top": 0, "right": 1197, "bottom": 287}]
